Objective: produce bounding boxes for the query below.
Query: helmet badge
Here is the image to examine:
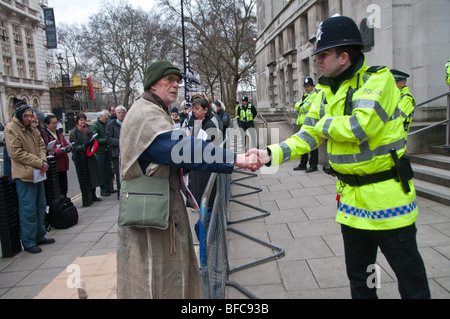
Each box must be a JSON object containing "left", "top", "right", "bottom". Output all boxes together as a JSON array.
[{"left": 316, "top": 22, "right": 323, "bottom": 41}]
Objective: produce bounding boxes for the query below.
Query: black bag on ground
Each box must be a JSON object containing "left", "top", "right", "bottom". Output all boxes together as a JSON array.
[{"left": 47, "top": 195, "right": 78, "bottom": 229}]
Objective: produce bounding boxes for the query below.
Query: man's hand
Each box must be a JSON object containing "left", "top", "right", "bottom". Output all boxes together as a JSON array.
[
  {"left": 235, "top": 153, "right": 259, "bottom": 172},
  {"left": 246, "top": 148, "right": 270, "bottom": 169},
  {"left": 40, "top": 161, "right": 49, "bottom": 175}
]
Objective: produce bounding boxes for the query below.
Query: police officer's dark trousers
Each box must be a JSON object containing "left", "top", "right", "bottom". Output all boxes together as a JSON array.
[
  {"left": 341, "top": 223, "right": 430, "bottom": 299},
  {"left": 300, "top": 148, "right": 318, "bottom": 168}
]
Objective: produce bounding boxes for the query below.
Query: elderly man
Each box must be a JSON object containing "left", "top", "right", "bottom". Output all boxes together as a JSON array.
[
  {"left": 117, "top": 60, "right": 256, "bottom": 298},
  {"left": 91, "top": 109, "right": 111, "bottom": 196},
  {"left": 4, "top": 98, "right": 54, "bottom": 253},
  {"left": 105, "top": 105, "right": 127, "bottom": 199}
]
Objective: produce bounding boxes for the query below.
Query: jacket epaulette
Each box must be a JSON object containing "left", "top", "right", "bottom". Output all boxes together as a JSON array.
[{"left": 366, "top": 65, "right": 386, "bottom": 73}]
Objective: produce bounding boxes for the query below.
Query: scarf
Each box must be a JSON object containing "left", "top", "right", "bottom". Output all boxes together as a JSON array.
[{"left": 141, "top": 90, "right": 170, "bottom": 115}]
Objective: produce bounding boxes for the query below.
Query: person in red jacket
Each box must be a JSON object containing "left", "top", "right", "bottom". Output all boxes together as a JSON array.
[{"left": 44, "top": 114, "right": 72, "bottom": 196}]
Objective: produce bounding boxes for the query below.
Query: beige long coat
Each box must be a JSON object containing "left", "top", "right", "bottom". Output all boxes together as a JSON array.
[
  {"left": 117, "top": 92, "right": 203, "bottom": 299},
  {"left": 5, "top": 117, "right": 46, "bottom": 182}
]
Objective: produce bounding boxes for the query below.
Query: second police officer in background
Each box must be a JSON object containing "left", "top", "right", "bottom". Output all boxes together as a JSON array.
[
  {"left": 248, "top": 15, "right": 430, "bottom": 299},
  {"left": 390, "top": 69, "right": 416, "bottom": 138},
  {"left": 236, "top": 96, "right": 257, "bottom": 131},
  {"left": 293, "top": 76, "right": 318, "bottom": 172}
]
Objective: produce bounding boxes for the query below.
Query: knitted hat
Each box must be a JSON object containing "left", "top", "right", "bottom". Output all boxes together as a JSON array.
[
  {"left": 13, "top": 97, "right": 32, "bottom": 124},
  {"left": 143, "top": 60, "right": 183, "bottom": 91}
]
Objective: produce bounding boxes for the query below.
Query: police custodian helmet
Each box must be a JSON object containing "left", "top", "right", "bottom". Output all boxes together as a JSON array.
[
  {"left": 313, "top": 15, "right": 364, "bottom": 55},
  {"left": 303, "top": 76, "right": 314, "bottom": 87}
]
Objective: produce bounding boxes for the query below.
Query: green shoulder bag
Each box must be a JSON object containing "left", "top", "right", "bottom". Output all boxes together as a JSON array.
[{"left": 118, "top": 175, "right": 170, "bottom": 229}]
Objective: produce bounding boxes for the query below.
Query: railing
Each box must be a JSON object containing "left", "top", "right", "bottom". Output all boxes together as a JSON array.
[
  {"left": 198, "top": 126, "right": 285, "bottom": 299},
  {"left": 407, "top": 91, "right": 450, "bottom": 147}
]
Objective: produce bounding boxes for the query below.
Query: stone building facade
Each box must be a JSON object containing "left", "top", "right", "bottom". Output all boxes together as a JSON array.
[
  {"left": 255, "top": 0, "right": 450, "bottom": 123},
  {"left": 0, "top": 0, "right": 51, "bottom": 124}
]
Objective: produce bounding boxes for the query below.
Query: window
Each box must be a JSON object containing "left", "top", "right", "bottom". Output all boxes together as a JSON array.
[
  {"left": 28, "top": 62, "right": 36, "bottom": 79},
  {"left": 3, "top": 57, "right": 11, "bottom": 75},
  {"left": 25, "top": 29, "right": 33, "bottom": 48},
  {"left": 13, "top": 24, "right": 22, "bottom": 45},
  {"left": 300, "top": 14, "right": 309, "bottom": 45},
  {"left": 278, "top": 33, "right": 284, "bottom": 55},
  {"left": 0, "top": 20, "right": 8, "bottom": 42},
  {"left": 17, "top": 59, "right": 24, "bottom": 77},
  {"left": 287, "top": 24, "right": 296, "bottom": 51}
]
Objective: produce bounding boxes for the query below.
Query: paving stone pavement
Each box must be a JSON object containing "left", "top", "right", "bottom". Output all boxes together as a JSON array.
[
  {"left": 226, "top": 160, "right": 450, "bottom": 299},
  {"left": 1, "top": 158, "right": 449, "bottom": 299}
]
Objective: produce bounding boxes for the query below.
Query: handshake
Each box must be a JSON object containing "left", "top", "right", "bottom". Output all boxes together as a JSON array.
[{"left": 234, "top": 148, "right": 271, "bottom": 172}]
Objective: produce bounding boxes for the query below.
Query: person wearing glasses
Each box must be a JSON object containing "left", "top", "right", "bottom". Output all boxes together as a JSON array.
[{"left": 117, "top": 60, "right": 258, "bottom": 299}]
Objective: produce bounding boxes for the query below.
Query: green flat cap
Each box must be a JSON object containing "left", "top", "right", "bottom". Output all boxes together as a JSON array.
[{"left": 144, "top": 60, "right": 183, "bottom": 90}]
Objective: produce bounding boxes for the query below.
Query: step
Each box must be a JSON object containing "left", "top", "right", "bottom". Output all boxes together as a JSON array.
[
  {"left": 411, "top": 163, "right": 450, "bottom": 187},
  {"left": 409, "top": 153, "right": 450, "bottom": 171},
  {"left": 413, "top": 178, "right": 450, "bottom": 206},
  {"left": 430, "top": 145, "right": 450, "bottom": 156}
]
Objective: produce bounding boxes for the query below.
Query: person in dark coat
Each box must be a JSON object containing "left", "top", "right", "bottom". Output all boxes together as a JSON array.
[
  {"left": 213, "top": 100, "right": 230, "bottom": 137},
  {"left": 44, "top": 113, "right": 71, "bottom": 196},
  {"left": 69, "top": 113, "right": 102, "bottom": 206},
  {"left": 105, "top": 105, "right": 127, "bottom": 199},
  {"left": 189, "top": 98, "right": 221, "bottom": 239},
  {"left": 90, "top": 109, "right": 111, "bottom": 196}
]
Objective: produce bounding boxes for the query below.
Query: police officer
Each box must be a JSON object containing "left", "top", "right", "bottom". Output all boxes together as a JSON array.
[
  {"left": 445, "top": 58, "right": 450, "bottom": 86},
  {"left": 248, "top": 15, "right": 430, "bottom": 299},
  {"left": 238, "top": 96, "right": 257, "bottom": 131},
  {"left": 390, "top": 69, "right": 416, "bottom": 137},
  {"left": 235, "top": 100, "right": 241, "bottom": 128},
  {"left": 293, "top": 77, "right": 318, "bottom": 172}
]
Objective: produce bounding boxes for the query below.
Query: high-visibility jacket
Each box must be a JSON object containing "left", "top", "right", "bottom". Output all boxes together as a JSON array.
[
  {"left": 397, "top": 86, "right": 416, "bottom": 137},
  {"left": 446, "top": 59, "right": 450, "bottom": 85},
  {"left": 239, "top": 104, "right": 257, "bottom": 122},
  {"left": 266, "top": 56, "right": 417, "bottom": 231},
  {"left": 235, "top": 104, "right": 241, "bottom": 120},
  {"left": 295, "top": 91, "right": 318, "bottom": 125}
]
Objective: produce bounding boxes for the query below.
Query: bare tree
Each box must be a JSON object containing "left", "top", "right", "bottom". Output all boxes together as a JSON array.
[
  {"left": 55, "top": 23, "right": 86, "bottom": 77},
  {"left": 75, "top": 0, "right": 178, "bottom": 108},
  {"left": 159, "top": 0, "right": 257, "bottom": 114}
]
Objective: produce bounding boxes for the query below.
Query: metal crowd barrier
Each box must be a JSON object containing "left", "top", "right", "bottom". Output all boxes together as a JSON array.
[{"left": 198, "top": 148, "right": 285, "bottom": 299}]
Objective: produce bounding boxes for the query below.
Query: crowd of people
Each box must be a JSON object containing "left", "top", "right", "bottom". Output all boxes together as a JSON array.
[
  {"left": 4, "top": 13, "right": 445, "bottom": 298},
  {"left": 2, "top": 99, "right": 130, "bottom": 253},
  {"left": 1, "top": 86, "right": 238, "bottom": 256}
]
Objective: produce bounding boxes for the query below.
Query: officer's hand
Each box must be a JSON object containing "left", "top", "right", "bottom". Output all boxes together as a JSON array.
[{"left": 246, "top": 148, "right": 270, "bottom": 169}]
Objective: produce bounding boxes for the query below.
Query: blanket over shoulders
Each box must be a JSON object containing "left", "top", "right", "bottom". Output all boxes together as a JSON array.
[{"left": 120, "top": 97, "right": 174, "bottom": 180}]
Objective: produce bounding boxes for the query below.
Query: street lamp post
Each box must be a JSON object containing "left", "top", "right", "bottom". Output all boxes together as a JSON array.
[{"left": 57, "top": 53, "right": 66, "bottom": 132}]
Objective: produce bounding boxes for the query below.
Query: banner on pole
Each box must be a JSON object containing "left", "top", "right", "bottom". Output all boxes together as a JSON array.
[{"left": 43, "top": 8, "right": 57, "bottom": 49}]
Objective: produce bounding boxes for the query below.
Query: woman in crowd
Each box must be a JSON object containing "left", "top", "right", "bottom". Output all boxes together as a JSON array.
[
  {"left": 189, "top": 98, "right": 221, "bottom": 238},
  {"left": 69, "top": 113, "right": 102, "bottom": 206},
  {"left": 44, "top": 113, "right": 71, "bottom": 196}
]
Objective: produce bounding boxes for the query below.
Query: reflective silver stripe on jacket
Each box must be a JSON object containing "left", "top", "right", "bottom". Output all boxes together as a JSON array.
[
  {"left": 329, "top": 138, "right": 406, "bottom": 164},
  {"left": 353, "top": 99, "right": 389, "bottom": 123},
  {"left": 279, "top": 142, "right": 292, "bottom": 163},
  {"left": 294, "top": 130, "right": 318, "bottom": 151},
  {"left": 303, "top": 117, "right": 319, "bottom": 127}
]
